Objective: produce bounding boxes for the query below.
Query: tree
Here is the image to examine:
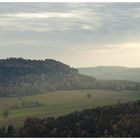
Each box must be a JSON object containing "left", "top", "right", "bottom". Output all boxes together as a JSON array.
[
  {"left": 0, "top": 126, "right": 6, "bottom": 137},
  {"left": 86, "top": 93, "right": 92, "bottom": 99},
  {"left": 3, "top": 110, "right": 9, "bottom": 118},
  {"left": 7, "top": 125, "right": 14, "bottom": 137}
]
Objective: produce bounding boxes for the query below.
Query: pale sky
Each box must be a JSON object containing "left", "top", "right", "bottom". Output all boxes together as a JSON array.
[{"left": 0, "top": 3, "right": 140, "bottom": 67}]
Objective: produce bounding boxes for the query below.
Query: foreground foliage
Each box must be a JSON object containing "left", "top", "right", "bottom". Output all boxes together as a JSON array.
[{"left": 1, "top": 100, "right": 140, "bottom": 137}]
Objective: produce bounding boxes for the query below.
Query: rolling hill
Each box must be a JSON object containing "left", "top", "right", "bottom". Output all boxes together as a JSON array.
[
  {"left": 78, "top": 66, "right": 140, "bottom": 82},
  {"left": 0, "top": 58, "right": 97, "bottom": 97},
  {"left": 0, "top": 58, "right": 140, "bottom": 97}
]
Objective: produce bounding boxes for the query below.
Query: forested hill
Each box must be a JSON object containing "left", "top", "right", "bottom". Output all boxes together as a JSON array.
[
  {"left": 0, "top": 58, "right": 97, "bottom": 97},
  {"left": 78, "top": 66, "right": 140, "bottom": 82},
  {"left": 0, "top": 58, "right": 140, "bottom": 97},
  {"left": 0, "top": 58, "right": 78, "bottom": 77}
]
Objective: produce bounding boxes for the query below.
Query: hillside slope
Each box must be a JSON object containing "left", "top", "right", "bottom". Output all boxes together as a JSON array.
[
  {"left": 1, "top": 100, "right": 140, "bottom": 137},
  {"left": 0, "top": 58, "right": 97, "bottom": 97},
  {"left": 19, "top": 100, "right": 140, "bottom": 137},
  {"left": 0, "top": 58, "right": 140, "bottom": 97},
  {"left": 78, "top": 66, "right": 140, "bottom": 82}
]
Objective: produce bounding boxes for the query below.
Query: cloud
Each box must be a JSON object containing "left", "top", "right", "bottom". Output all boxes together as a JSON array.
[
  {"left": 0, "top": 3, "right": 140, "bottom": 67},
  {"left": 0, "top": 3, "right": 101, "bottom": 32},
  {"left": 0, "top": 12, "right": 79, "bottom": 19}
]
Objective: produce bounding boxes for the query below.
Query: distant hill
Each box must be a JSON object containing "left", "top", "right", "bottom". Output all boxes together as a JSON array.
[
  {"left": 78, "top": 66, "right": 140, "bottom": 82},
  {"left": 0, "top": 58, "right": 139, "bottom": 97},
  {"left": 0, "top": 57, "right": 78, "bottom": 77},
  {"left": 0, "top": 58, "right": 98, "bottom": 97}
]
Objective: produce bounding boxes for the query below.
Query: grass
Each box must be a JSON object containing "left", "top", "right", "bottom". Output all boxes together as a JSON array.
[{"left": 0, "top": 89, "right": 140, "bottom": 127}]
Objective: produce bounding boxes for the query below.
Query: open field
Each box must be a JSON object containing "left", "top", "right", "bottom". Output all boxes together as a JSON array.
[{"left": 0, "top": 89, "right": 140, "bottom": 127}]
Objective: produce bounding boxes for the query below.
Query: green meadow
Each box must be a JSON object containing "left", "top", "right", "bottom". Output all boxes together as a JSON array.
[{"left": 0, "top": 89, "right": 140, "bottom": 127}]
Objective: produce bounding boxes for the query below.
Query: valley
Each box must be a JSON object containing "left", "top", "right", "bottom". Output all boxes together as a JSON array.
[{"left": 0, "top": 89, "right": 140, "bottom": 127}]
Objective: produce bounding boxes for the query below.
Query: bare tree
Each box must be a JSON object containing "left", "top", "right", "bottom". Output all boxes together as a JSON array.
[{"left": 86, "top": 93, "right": 92, "bottom": 99}]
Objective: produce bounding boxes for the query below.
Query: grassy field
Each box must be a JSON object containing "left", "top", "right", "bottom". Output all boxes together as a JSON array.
[{"left": 0, "top": 89, "right": 140, "bottom": 127}]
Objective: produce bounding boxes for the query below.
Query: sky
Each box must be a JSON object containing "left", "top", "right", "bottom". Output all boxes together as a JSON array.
[{"left": 0, "top": 3, "right": 140, "bottom": 67}]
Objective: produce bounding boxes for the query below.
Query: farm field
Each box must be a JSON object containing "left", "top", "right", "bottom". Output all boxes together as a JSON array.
[{"left": 0, "top": 89, "right": 140, "bottom": 128}]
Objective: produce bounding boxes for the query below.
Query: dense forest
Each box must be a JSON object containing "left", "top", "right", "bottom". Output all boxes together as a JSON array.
[
  {"left": 0, "top": 58, "right": 140, "bottom": 97},
  {"left": 1, "top": 100, "right": 140, "bottom": 137}
]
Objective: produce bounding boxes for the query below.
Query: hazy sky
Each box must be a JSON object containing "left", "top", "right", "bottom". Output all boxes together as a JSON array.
[{"left": 0, "top": 3, "right": 140, "bottom": 67}]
